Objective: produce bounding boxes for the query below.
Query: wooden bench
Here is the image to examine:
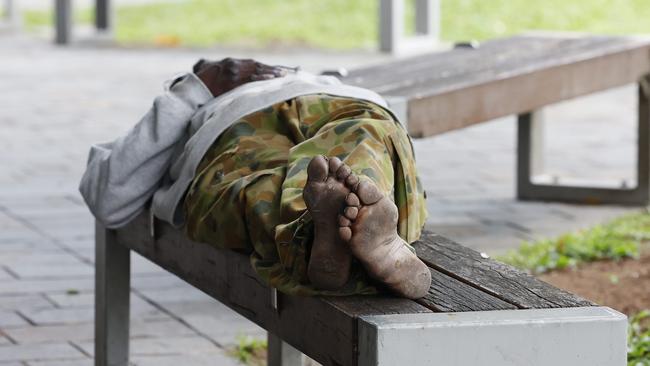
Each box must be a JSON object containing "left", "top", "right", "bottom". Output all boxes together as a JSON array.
[
  {"left": 95, "top": 212, "right": 626, "bottom": 366},
  {"left": 94, "top": 34, "right": 636, "bottom": 366},
  {"left": 342, "top": 33, "right": 650, "bottom": 205}
]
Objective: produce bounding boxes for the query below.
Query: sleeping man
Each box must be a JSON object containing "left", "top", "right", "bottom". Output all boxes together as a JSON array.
[{"left": 80, "top": 58, "right": 431, "bottom": 299}]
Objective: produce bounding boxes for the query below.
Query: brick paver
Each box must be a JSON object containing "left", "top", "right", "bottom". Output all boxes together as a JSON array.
[{"left": 0, "top": 31, "right": 641, "bottom": 364}]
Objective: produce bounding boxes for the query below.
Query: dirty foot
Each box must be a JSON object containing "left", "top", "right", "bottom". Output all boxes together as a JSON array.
[
  {"left": 303, "top": 155, "right": 354, "bottom": 290},
  {"left": 338, "top": 180, "right": 431, "bottom": 299}
]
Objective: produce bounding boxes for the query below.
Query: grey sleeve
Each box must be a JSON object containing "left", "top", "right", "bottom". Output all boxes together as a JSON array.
[{"left": 79, "top": 73, "right": 213, "bottom": 228}]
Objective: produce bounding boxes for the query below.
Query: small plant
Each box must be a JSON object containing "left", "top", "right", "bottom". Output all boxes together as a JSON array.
[
  {"left": 498, "top": 212, "right": 650, "bottom": 274},
  {"left": 628, "top": 310, "right": 650, "bottom": 365},
  {"left": 230, "top": 335, "right": 267, "bottom": 366}
]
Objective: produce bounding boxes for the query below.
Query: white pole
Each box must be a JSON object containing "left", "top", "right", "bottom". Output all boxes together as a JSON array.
[
  {"left": 379, "top": 0, "right": 404, "bottom": 53},
  {"left": 4, "top": 0, "right": 20, "bottom": 28}
]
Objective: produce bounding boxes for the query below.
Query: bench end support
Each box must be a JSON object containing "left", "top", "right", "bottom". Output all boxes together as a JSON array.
[
  {"left": 359, "top": 307, "right": 627, "bottom": 366},
  {"left": 95, "top": 221, "right": 131, "bottom": 366},
  {"left": 517, "top": 76, "right": 650, "bottom": 205}
]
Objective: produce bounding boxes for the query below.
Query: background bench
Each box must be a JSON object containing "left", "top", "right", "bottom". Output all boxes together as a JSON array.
[
  {"left": 49, "top": 0, "right": 440, "bottom": 51},
  {"left": 52, "top": 0, "right": 112, "bottom": 44},
  {"left": 343, "top": 33, "right": 650, "bottom": 205},
  {"left": 95, "top": 212, "right": 626, "bottom": 366}
]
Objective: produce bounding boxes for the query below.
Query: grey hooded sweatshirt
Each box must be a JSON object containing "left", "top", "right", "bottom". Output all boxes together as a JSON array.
[{"left": 79, "top": 71, "right": 389, "bottom": 229}]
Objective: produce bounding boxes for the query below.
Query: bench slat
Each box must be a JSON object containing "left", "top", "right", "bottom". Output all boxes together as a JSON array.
[
  {"left": 343, "top": 34, "right": 650, "bottom": 137},
  {"left": 413, "top": 232, "right": 594, "bottom": 309},
  {"left": 346, "top": 36, "right": 559, "bottom": 80},
  {"left": 347, "top": 36, "right": 639, "bottom": 95},
  {"left": 417, "top": 268, "right": 517, "bottom": 312}
]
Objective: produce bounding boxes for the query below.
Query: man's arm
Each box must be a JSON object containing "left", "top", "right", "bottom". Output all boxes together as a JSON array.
[{"left": 79, "top": 73, "right": 213, "bottom": 228}]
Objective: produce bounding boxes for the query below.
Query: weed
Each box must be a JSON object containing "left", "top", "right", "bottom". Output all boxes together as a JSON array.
[
  {"left": 497, "top": 213, "right": 650, "bottom": 274},
  {"left": 628, "top": 310, "right": 650, "bottom": 365},
  {"left": 229, "top": 335, "right": 267, "bottom": 366}
]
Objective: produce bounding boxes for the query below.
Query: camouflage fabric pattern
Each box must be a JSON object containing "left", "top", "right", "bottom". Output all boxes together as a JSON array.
[{"left": 184, "top": 94, "right": 427, "bottom": 296}]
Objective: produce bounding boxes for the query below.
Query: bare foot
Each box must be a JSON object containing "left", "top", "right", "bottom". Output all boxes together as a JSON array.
[
  {"left": 338, "top": 180, "right": 431, "bottom": 299},
  {"left": 303, "top": 155, "right": 354, "bottom": 290}
]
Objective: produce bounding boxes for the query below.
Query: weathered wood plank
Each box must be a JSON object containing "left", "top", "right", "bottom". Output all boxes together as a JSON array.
[
  {"left": 113, "top": 211, "right": 594, "bottom": 364},
  {"left": 417, "top": 268, "right": 517, "bottom": 312},
  {"left": 413, "top": 231, "right": 594, "bottom": 309},
  {"left": 347, "top": 35, "right": 645, "bottom": 94},
  {"left": 116, "top": 212, "right": 352, "bottom": 366},
  {"left": 114, "top": 211, "right": 434, "bottom": 366},
  {"left": 343, "top": 34, "right": 650, "bottom": 137}
]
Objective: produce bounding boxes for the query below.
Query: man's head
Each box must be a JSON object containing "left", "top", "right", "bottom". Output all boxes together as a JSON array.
[{"left": 194, "top": 57, "right": 292, "bottom": 97}]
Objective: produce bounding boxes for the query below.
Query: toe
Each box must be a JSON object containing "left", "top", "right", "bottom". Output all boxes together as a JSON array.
[
  {"left": 339, "top": 227, "right": 352, "bottom": 242},
  {"left": 336, "top": 164, "right": 352, "bottom": 181},
  {"left": 356, "top": 180, "right": 383, "bottom": 205},
  {"left": 307, "top": 155, "right": 328, "bottom": 182},
  {"left": 345, "top": 174, "right": 359, "bottom": 189},
  {"left": 345, "top": 193, "right": 360, "bottom": 207},
  {"left": 338, "top": 214, "right": 351, "bottom": 227},
  {"left": 344, "top": 206, "right": 358, "bottom": 220},
  {"left": 328, "top": 157, "right": 343, "bottom": 176}
]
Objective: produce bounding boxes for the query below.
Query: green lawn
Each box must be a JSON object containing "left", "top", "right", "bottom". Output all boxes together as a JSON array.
[
  {"left": 23, "top": 0, "right": 650, "bottom": 49},
  {"left": 497, "top": 212, "right": 650, "bottom": 274}
]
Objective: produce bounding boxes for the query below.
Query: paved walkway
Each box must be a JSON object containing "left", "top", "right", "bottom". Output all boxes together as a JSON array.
[{"left": 0, "top": 33, "right": 641, "bottom": 365}]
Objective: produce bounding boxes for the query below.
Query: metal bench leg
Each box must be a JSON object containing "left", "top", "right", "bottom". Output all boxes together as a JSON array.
[
  {"left": 95, "top": 222, "right": 131, "bottom": 366},
  {"left": 95, "top": 0, "right": 112, "bottom": 32},
  {"left": 415, "top": 0, "right": 439, "bottom": 39},
  {"left": 267, "top": 332, "right": 307, "bottom": 366},
  {"left": 3, "top": 0, "right": 20, "bottom": 27},
  {"left": 517, "top": 75, "right": 650, "bottom": 205},
  {"left": 54, "top": 0, "right": 72, "bottom": 44},
  {"left": 378, "top": 0, "right": 404, "bottom": 53},
  {"left": 379, "top": 0, "right": 439, "bottom": 54}
]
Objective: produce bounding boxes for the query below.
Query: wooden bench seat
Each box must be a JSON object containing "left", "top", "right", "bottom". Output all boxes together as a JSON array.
[
  {"left": 95, "top": 212, "right": 626, "bottom": 366},
  {"left": 94, "top": 33, "right": 636, "bottom": 366},
  {"left": 343, "top": 33, "right": 650, "bottom": 205}
]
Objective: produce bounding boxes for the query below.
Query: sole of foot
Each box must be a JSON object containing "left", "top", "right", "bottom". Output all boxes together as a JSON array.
[
  {"left": 338, "top": 178, "right": 431, "bottom": 299},
  {"left": 303, "top": 155, "right": 354, "bottom": 290}
]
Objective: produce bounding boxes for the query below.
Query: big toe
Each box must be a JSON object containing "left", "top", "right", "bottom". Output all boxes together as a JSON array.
[
  {"left": 356, "top": 180, "right": 383, "bottom": 205},
  {"left": 307, "top": 155, "right": 329, "bottom": 182}
]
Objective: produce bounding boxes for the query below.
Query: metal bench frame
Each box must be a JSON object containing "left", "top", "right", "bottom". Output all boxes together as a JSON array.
[
  {"left": 379, "top": 0, "right": 440, "bottom": 54},
  {"left": 54, "top": 0, "right": 112, "bottom": 44},
  {"left": 0, "top": 0, "right": 19, "bottom": 29},
  {"left": 517, "top": 74, "right": 650, "bottom": 204}
]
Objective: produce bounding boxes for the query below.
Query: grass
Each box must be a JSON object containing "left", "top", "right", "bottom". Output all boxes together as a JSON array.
[
  {"left": 228, "top": 335, "right": 267, "bottom": 366},
  {"left": 628, "top": 310, "right": 650, "bottom": 366},
  {"left": 22, "top": 0, "right": 650, "bottom": 49},
  {"left": 497, "top": 212, "right": 650, "bottom": 275}
]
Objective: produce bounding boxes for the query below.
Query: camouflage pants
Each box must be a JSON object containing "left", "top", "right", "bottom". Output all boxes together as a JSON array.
[{"left": 184, "top": 94, "right": 427, "bottom": 296}]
